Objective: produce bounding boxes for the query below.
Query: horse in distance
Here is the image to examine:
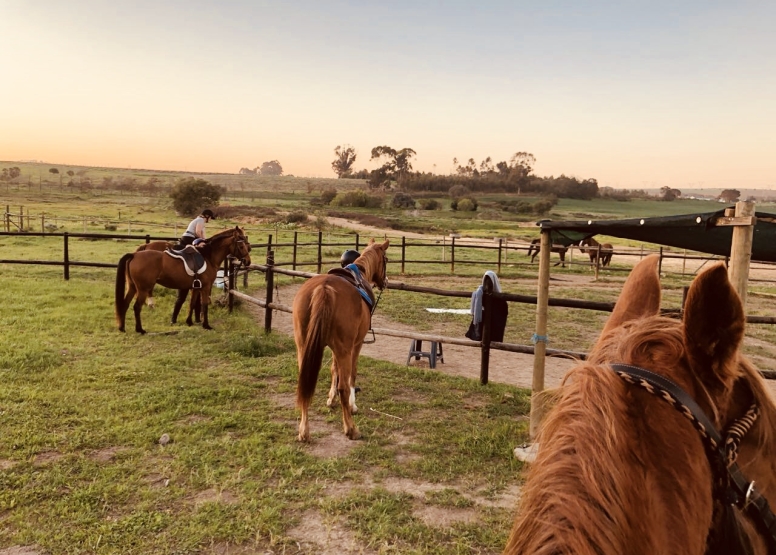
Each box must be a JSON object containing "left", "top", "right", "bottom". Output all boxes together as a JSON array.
[
  {"left": 115, "top": 227, "right": 251, "bottom": 333},
  {"left": 504, "top": 255, "right": 776, "bottom": 555},
  {"left": 526, "top": 238, "right": 568, "bottom": 268},
  {"left": 293, "top": 238, "right": 389, "bottom": 442},
  {"left": 579, "top": 236, "right": 614, "bottom": 267}
]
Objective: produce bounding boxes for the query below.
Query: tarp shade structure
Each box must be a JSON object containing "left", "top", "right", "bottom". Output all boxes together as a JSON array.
[{"left": 536, "top": 208, "right": 776, "bottom": 263}]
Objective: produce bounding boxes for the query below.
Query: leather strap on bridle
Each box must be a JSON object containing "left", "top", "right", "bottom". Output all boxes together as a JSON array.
[{"left": 610, "top": 363, "right": 776, "bottom": 553}]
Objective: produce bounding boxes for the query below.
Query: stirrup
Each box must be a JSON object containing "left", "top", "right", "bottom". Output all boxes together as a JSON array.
[
  {"left": 363, "top": 329, "right": 376, "bottom": 344},
  {"left": 192, "top": 278, "right": 202, "bottom": 290}
]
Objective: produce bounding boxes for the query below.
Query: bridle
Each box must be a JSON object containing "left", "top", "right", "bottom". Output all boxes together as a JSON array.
[{"left": 610, "top": 363, "right": 776, "bottom": 553}]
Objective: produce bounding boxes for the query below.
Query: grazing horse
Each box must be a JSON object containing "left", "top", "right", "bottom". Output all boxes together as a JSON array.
[
  {"left": 505, "top": 255, "right": 776, "bottom": 555},
  {"left": 579, "top": 236, "right": 614, "bottom": 267},
  {"left": 294, "top": 238, "right": 389, "bottom": 442},
  {"left": 526, "top": 238, "right": 568, "bottom": 268},
  {"left": 115, "top": 227, "right": 251, "bottom": 333},
  {"left": 135, "top": 240, "right": 203, "bottom": 322}
]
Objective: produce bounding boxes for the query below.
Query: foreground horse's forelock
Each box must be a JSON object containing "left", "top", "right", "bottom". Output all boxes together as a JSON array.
[{"left": 505, "top": 255, "right": 776, "bottom": 555}]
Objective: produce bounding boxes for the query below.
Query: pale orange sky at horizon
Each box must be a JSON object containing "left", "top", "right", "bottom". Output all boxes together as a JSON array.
[{"left": 2, "top": 1, "right": 774, "bottom": 189}]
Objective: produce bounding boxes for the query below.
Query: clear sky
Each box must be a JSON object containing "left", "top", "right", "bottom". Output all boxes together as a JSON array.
[{"left": 1, "top": 0, "right": 774, "bottom": 188}]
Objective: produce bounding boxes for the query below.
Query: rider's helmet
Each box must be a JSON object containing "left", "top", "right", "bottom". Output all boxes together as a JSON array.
[
  {"left": 340, "top": 249, "right": 361, "bottom": 267},
  {"left": 201, "top": 209, "right": 216, "bottom": 220}
]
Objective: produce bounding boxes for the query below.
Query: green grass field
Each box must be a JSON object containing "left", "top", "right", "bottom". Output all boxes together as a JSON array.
[{"left": 2, "top": 164, "right": 776, "bottom": 553}]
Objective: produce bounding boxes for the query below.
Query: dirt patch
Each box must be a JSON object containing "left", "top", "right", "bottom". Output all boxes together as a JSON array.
[
  {"left": 286, "top": 509, "right": 378, "bottom": 555},
  {"left": 0, "top": 460, "right": 16, "bottom": 470},
  {"left": 90, "top": 446, "right": 128, "bottom": 463},
  {"left": 413, "top": 503, "right": 479, "bottom": 527},
  {"left": 191, "top": 488, "right": 239, "bottom": 507},
  {"left": 32, "top": 451, "right": 63, "bottom": 466},
  {"left": 0, "top": 548, "right": 46, "bottom": 555}
]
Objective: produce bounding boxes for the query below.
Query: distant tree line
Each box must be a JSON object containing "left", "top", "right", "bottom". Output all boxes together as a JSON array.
[{"left": 238, "top": 160, "right": 284, "bottom": 176}]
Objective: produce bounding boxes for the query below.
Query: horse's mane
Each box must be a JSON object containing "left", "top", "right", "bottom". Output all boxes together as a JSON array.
[
  {"left": 355, "top": 243, "right": 385, "bottom": 284},
  {"left": 510, "top": 317, "right": 712, "bottom": 554}
]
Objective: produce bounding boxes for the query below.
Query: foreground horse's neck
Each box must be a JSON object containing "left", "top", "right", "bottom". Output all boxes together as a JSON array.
[
  {"left": 355, "top": 250, "right": 381, "bottom": 284},
  {"left": 202, "top": 232, "right": 235, "bottom": 266}
]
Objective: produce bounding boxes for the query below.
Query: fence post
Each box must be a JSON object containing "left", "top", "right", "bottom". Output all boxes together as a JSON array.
[
  {"left": 317, "top": 231, "right": 322, "bottom": 273},
  {"left": 529, "top": 228, "right": 551, "bottom": 440},
  {"left": 145, "top": 234, "right": 150, "bottom": 244},
  {"left": 4, "top": 205, "right": 8, "bottom": 232},
  {"left": 728, "top": 200, "right": 756, "bottom": 309},
  {"left": 497, "top": 238, "right": 503, "bottom": 274},
  {"left": 265, "top": 250, "right": 275, "bottom": 333},
  {"left": 19, "top": 206, "right": 23, "bottom": 231},
  {"left": 41, "top": 213, "right": 45, "bottom": 233},
  {"left": 267, "top": 234, "right": 273, "bottom": 255},
  {"left": 63, "top": 232, "right": 70, "bottom": 280},
  {"left": 228, "top": 258, "right": 235, "bottom": 313},
  {"left": 401, "top": 236, "right": 406, "bottom": 275},
  {"left": 594, "top": 244, "right": 601, "bottom": 280},
  {"left": 292, "top": 231, "right": 298, "bottom": 271},
  {"left": 451, "top": 236, "right": 456, "bottom": 274},
  {"left": 480, "top": 276, "right": 493, "bottom": 385},
  {"left": 355, "top": 234, "right": 360, "bottom": 251},
  {"left": 682, "top": 249, "right": 687, "bottom": 276},
  {"left": 658, "top": 247, "right": 663, "bottom": 275}
]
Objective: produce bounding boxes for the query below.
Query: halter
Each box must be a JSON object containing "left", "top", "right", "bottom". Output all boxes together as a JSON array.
[{"left": 610, "top": 363, "right": 776, "bottom": 553}]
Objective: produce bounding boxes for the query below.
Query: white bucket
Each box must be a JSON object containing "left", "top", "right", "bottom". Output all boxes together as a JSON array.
[{"left": 215, "top": 269, "right": 226, "bottom": 289}]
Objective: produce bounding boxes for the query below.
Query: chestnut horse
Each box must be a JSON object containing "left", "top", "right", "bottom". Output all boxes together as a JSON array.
[
  {"left": 294, "top": 239, "right": 389, "bottom": 442},
  {"left": 579, "top": 236, "right": 614, "bottom": 267},
  {"left": 505, "top": 255, "right": 776, "bottom": 555},
  {"left": 115, "top": 227, "right": 251, "bottom": 333},
  {"left": 135, "top": 240, "right": 202, "bottom": 323},
  {"left": 527, "top": 238, "right": 568, "bottom": 268}
]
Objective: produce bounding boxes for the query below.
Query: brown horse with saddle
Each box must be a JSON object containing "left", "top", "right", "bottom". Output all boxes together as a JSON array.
[
  {"left": 293, "top": 239, "right": 389, "bottom": 442},
  {"left": 115, "top": 227, "right": 251, "bottom": 333}
]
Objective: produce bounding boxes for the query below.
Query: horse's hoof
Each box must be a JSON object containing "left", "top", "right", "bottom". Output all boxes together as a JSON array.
[
  {"left": 186, "top": 321, "right": 193, "bottom": 327},
  {"left": 297, "top": 433, "right": 310, "bottom": 442},
  {"left": 346, "top": 429, "right": 361, "bottom": 440},
  {"left": 137, "top": 329, "right": 146, "bottom": 335},
  {"left": 118, "top": 327, "right": 125, "bottom": 333},
  {"left": 203, "top": 324, "right": 213, "bottom": 330}
]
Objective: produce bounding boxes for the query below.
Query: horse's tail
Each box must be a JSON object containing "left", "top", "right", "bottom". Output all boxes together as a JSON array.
[
  {"left": 115, "top": 253, "right": 134, "bottom": 321},
  {"left": 296, "top": 283, "right": 333, "bottom": 409}
]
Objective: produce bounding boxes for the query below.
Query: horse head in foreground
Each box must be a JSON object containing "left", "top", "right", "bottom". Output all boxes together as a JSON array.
[
  {"left": 506, "top": 255, "right": 776, "bottom": 555},
  {"left": 293, "top": 238, "right": 389, "bottom": 442},
  {"left": 115, "top": 226, "right": 251, "bottom": 333}
]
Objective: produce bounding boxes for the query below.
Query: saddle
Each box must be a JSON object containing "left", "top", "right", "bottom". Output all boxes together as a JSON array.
[
  {"left": 327, "top": 264, "right": 375, "bottom": 308},
  {"left": 165, "top": 246, "right": 208, "bottom": 278}
]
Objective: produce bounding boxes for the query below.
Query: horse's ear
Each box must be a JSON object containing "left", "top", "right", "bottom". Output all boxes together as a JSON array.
[
  {"left": 600, "top": 254, "right": 662, "bottom": 336},
  {"left": 381, "top": 239, "right": 389, "bottom": 250},
  {"left": 683, "top": 263, "right": 744, "bottom": 386},
  {"left": 368, "top": 238, "right": 375, "bottom": 245}
]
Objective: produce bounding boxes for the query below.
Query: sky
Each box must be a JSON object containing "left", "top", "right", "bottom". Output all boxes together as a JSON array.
[{"left": 1, "top": 0, "right": 775, "bottom": 189}]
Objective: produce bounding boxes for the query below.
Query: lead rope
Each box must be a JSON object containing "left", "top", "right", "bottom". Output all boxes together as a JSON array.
[{"left": 363, "top": 258, "right": 387, "bottom": 345}]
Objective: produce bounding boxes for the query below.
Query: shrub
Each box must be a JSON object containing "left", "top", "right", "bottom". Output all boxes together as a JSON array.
[
  {"left": 456, "top": 198, "right": 478, "bottom": 212},
  {"left": 285, "top": 210, "right": 308, "bottom": 224},
  {"left": 331, "top": 189, "right": 383, "bottom": 209},
  {"left": 391, "top": 192, "right": 416, "bottom": 209},
  {"left": 533, "top": 200, "right": 554, "bottom": 215},
  {"left": 449, "top": 184, "right": 470, "bottom": 199},
  {"left": 169, "top": 178, "right": 224, "bottom": 217},
  {"left": 320, "top": 187, "right": 337, "bottom": 205},
  {"left": 418, "top": 199, "right": 441, "bottom": 210}
]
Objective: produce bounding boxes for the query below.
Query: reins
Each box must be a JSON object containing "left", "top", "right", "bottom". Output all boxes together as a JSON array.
[{"left": 610, "top": 363, "right": 776, "bottom": 553}]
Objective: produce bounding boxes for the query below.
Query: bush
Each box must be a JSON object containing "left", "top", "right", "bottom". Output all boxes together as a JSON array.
[
  {"left": 320, "top": 187, "right": 337, "bottom": 205},
  {"left": 453, "top": 198, "right": 477, "bottom": 212},
  {"left": 331, "top": 189, "right": 384, "bottom": 209},
  {"left": 533, "top": 200, "right": 554, "bottom": 215},
  {"left": 418, "top": 199, "right": 441, "bottom": 210},
  {"left": 170, "top": 178, "right": 224, "bottom": 217},
  {"left": 391, "top": 192, "right": 416, "bottom": 209},
  {"left": 285, "top": 210, "right": 308, "bottom": 224},
  {"left": 449, "top": 185, "right": 470, "bottom": 199}
]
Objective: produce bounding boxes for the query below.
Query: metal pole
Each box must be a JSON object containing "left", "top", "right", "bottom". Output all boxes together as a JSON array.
[
  {"left": 63, "top": 232, "right": 70, "bottom": 280},
  {"left": 529, "top": 229, "right": 551, "bottom": 439},
  {"left": 317, "top": 231, "right": 322, "bottom": 273},
  {"left": 497, "top": 238, "right": 502, "bottom": 274},
  {"left": 451, "top": 236, "right": 455, "bottom": 274},
  {"left": 228, "top": 258, "right": 235, "bottom": 313},
  {"left": 401, "top": 236, "right": 406, "bottom": 275},
  {"left": 292, "top": 231, "right": 298, "bottom": 271}
]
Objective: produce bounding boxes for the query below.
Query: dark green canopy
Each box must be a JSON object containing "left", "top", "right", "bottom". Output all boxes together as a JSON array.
[{"left": 536, "top": 208, "right": 776, "bottom": 263}]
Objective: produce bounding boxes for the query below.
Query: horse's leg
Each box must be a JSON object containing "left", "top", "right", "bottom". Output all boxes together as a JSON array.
[
  {"left": 193, "top": 293, "right": 202, "bottom": 323},
  {"left": 333, "top": 343, "right": 360, "bottom": 440},
  {"left": 118, "top": 282, "right": 136, "bottom": 333},
  {"left": 201, "top": 289, "right": 213, "bottom": 330},
  {"left": 171, "top": 289, "right": 188, "bottom": 324},
  {"left": 185, "top": 290, "right": 197, "bottom": 326},
  {"left": 146, "top": 286, "right": 155, "bottom": 309},
  {"left": 133, "top": 289, "right": 149, "bottom": 334},
  {"left": 326, "top": 357, "right": 339, "bottom": 408}
]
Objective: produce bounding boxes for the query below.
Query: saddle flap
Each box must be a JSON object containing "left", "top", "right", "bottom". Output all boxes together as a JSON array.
[
  {"left": 327, "top": 266, "right": 375, "bottom": 307},
  {"left": 165, "top": 246, "right": 208, "bottom": 276}
]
